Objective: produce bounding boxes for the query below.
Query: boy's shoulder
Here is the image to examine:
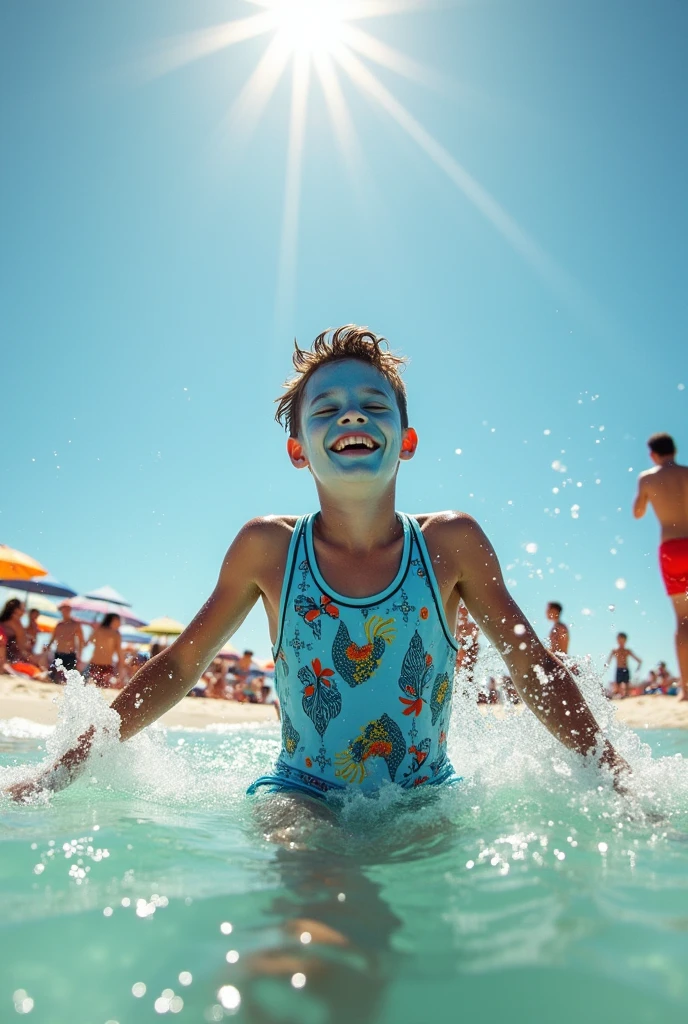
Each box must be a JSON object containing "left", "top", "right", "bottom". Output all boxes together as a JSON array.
[
  {"left": 236, "top": 515, "right": 301, "bottom": 547},
  {"left": 412, "top": 510, "right": 484, "bottom": 545}
]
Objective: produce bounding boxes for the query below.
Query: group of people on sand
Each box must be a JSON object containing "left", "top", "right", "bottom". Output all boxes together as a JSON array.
[
  {"left": 0, "top": 600, "right": 126, "bottom": 687},
  {"left": 0, "top": 598, "right": 276, "bottom": 703}
]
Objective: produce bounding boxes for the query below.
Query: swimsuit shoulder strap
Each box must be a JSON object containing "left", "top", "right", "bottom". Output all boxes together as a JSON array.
[{"left": 272, "top": 515, "right": 310, "bottom": 657}]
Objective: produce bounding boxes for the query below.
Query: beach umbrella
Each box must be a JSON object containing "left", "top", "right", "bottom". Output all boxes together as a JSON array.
[
  {"left": 139, "top": 616, "right": 185, "bottom": 637},
  {"left": 0, "top": 545, "right": 48, "bottom": 581},
  {"left": 217, "top": 642, "right": 240, "bottom": 660},
  {"left": 0, "top": 588, "right": 61, "bottom": 617},
  {"left": 120, "top": 629, "right": 151, "bottom": 645},
  {"left": 0, "top": 574, "right": 77, "bottom": 599},
  {"left": 63, "top": 596, "right": 146, "bottom": 628},
  {"left": 84, "top": 585, "right": 131, "bottom": 607},
  {"left": 36, "top": 615, "right": 58, "bottom": 633}
]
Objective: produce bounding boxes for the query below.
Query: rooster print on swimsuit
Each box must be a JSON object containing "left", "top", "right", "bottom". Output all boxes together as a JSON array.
[
  {"left": 332, "top": 616, "right": 396, "bottom": 687},
  {"left": 334, "top": 714, "right": 406, "bottom": 784},
  {"left": 248, "top": 512, "right": 461, "bottom": 799}
]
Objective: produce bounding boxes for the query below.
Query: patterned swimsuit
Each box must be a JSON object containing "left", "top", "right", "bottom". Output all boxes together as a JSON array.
[{"left": 247, "top": 512, "right": 460, "bottom": 800}]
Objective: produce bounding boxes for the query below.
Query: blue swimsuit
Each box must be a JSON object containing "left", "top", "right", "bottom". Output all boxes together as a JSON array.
[{"left": 248, "top": 512, "right": 460, "bottom": 800}]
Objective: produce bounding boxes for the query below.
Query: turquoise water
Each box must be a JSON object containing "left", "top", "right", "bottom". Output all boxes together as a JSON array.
[{"left": 2, "top": 668, "right": 688, "bottom": 1024}]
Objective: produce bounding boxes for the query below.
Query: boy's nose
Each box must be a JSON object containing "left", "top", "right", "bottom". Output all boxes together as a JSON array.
[{"left": 337, "top": 410, "right": 368, "bottom": 426}]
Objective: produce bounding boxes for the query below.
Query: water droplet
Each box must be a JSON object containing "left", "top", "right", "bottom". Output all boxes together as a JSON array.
[
  {"left": 218, "top": 985, "right": 241, "bottom": 1010},
  {"left": 291, "top": 973, "right": 307, "bottom": 989},
  {"left": 615, "top": 579, "right": 626, "bottom": 590}
]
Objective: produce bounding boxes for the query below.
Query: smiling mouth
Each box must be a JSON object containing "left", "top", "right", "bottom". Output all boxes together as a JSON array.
[{"left": 330, "top": 433, "right": 381, "bottom": 454}]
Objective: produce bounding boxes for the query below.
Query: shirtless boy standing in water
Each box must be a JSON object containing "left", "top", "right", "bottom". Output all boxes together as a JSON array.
[
  {"left": 634, "top": 432, "right": 688, "bottom": 700},
  {"left": 606, "top": 633, "right": 642, "bottom": 698},
  {"left": 546, "top": 602, "right": 569, "bottom": 655},
  {"left": 7, "top": 327, "right": 628, "bottom": 801}
]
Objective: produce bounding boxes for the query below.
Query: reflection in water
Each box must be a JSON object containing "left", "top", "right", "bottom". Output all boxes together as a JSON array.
[{"left": 240, "top": 792, "right": 404, "bottom": 1023}]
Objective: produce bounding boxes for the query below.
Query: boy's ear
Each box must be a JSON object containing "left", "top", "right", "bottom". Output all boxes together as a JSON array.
[
  {"left": 287, "top": 437, "right": 309, "bottom": 469},
  {"left": 399, "top": 427, "right": 418, "bottom": 461}
]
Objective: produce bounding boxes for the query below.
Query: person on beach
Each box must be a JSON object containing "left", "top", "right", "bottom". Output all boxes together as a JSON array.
[
  {"left": 25, "top": 608, "right": 40, "bottom": 657},
  {"left": 633, "top": 432, "right": 688, "bottom": 700},
  {"left": 85, "top": 613, "right": 123, "bottom": 688},
  {"left": 606, "top": 633, "right": 642, "bottom": 699},
  {"left": 454, "top": 600, "right": 479, "bottom": 681},
  {"left": 6, "top": 326, "right": 629, "bottom": 802},
  {"left": 0, "top": 599, "right": 27, "bottom": 665},
  {"left": 48, "top": 604, "right": 85, "bottom": 683},
  {"left": 546, "top": 602, "right": 569, "bottom": 656}
]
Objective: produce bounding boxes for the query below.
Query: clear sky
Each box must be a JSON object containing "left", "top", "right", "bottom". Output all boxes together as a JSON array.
[{"left": 2, "top": 0, "right": 686, "bottom": 672}]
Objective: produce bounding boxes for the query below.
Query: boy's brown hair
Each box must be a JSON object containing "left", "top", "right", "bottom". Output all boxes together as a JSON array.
[{"left": 275, "top": 325, "right": 408, "bottom": 437}]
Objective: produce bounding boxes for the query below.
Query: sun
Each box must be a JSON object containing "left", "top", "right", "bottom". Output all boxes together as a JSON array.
[
  {"left": 143, "top": 1, "right": 589, "bottom": 331},
  {"left": 271, "top": 0, "right": 346, "bottom": 54}
]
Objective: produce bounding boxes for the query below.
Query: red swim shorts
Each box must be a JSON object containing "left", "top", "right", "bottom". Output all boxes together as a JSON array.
[{"left": 659, "top": 538, "right": 688, "bottom": 596}]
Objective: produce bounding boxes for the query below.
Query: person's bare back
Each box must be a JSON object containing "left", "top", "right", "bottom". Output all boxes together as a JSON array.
[{"left": 634, "top": 461, "right": 688, "bottom": 541}]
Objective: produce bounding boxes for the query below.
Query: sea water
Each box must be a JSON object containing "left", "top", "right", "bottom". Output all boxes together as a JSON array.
[{"left": 2, "top": 659, "right": 688, "bottom": 1024}]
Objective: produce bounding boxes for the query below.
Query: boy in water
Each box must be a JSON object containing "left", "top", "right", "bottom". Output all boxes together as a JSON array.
[
  {"left": 606, "top": 633, "right": 642, "bottom": 698},
  {"left": 7, "top": 326, "right": 627, "bottom": 801},
  {"left": 633, "top": 432, "right": 688, "bottom": 700},
  {"left": 546, "top": 601, "right": 570, "bottom": 655}
]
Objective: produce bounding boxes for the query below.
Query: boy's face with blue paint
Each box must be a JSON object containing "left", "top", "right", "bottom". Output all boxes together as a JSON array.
[{"left": 288, "top": 358, "right": 417, "bottom": 494}]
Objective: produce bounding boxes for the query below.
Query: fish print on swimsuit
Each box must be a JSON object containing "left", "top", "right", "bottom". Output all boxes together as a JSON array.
[
  {"left": 299, "top": 658, "right": 342, "bottom": 737},
  {"left": 281, "top": 710, "right": 300, "bottom": 759},
  {"left": 332, "top": 616, "right": 396, "bottom": 687}
]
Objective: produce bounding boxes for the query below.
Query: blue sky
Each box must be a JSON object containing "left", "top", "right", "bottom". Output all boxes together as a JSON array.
[{"left": 2, "top": 0, "right": 686, "bottom": 672}]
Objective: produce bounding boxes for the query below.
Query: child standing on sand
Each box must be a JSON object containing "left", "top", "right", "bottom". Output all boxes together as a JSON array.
[
  {"left": 7, "top": 326, "right": 628, "bottom": 802},
  {"left": 606, "top": 633, "right": 642, "bottom": 699}
]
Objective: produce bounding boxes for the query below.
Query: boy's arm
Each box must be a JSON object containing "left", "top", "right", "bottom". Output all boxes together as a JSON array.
[
  {"left": 6, "top": 520, "right": 269, "bottom": 799},
  {"left": 446, "top": 516, "right": 628, "bottom": 781},
  {"left": 605, "top": 650, "right": 615, "bottom": 668},
  {"left": 629, "top": 650, "right": 642, "bottom": 666}
]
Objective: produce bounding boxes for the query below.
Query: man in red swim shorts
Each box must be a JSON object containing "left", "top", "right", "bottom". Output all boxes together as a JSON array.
[{"left": 634, "top": 432, "right": 688, "bottom": 700}]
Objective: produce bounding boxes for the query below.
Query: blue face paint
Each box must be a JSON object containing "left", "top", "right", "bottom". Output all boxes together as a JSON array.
[{"left": 298, "top": 360, "right": 406, "bottom": 492}]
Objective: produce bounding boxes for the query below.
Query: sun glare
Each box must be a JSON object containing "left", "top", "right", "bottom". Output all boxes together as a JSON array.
[
  {"left": 143, "top": 0, "right": 593, "bottom": 329},
  {"left": 272, "top": 0, "right": 345, "bottom": 54}
]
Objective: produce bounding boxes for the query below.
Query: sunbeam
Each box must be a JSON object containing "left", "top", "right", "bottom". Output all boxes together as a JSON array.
[
  {"left": 313, "top": 51, "right": 364, "bottom": 175},
  {"left": 339, "top": 22, "right": 448, "bottom": 90},
  {"left": 276, "top": 53, "right": 311, "bottom": 330},
  {"left": 143, "top": 11, "right": 276, "bottom": 80},
  {"left": 332, "top": 43, "right": 600, "bottom": 319}
]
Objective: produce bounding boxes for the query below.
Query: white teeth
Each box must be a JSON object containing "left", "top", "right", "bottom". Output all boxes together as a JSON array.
[{"left": 334, "top": 435, "right": 376, "bottom": 452}]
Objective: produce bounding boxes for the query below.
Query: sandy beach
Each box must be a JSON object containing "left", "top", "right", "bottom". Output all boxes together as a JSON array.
[
  {"left": 1, "top": 675, "right": 687, "bottom": 731},
  {"left": 0, "top": 675, "right": 276, "bottom": 729}
]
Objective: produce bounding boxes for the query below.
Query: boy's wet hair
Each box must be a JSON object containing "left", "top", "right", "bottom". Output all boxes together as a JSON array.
[
  {"left": 647, "top": 432, "right": 676, "bottom": 456},
  {"left": 618, "top": 632, "right": 627, "bottom": 639},
  {"left": 275, "top": 325, "right": 408, "bottom": 437},
  {"left": 548, "top": 601, "right": 563, "bottom": 614}
]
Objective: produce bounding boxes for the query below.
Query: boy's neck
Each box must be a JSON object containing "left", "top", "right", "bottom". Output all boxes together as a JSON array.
[{"left": 314, "top": 483, "right": 401, "bottom": 553}]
